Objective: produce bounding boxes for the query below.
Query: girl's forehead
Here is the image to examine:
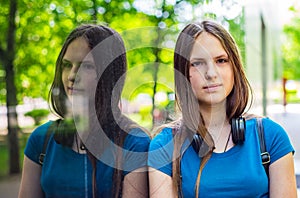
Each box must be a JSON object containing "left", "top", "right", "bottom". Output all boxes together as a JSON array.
[
  {"left": 62, "top": 42, "right": 95, "bottom": 69},
  {"left": 190, "top": 33, "right": 226, "bottom": 60},
  {"left": 63, "top": 37, "right": 91, "bottom": 62}
]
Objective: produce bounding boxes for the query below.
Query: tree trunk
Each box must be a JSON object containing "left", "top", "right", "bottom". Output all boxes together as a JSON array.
[
  {"left": 151, "top": 0, "right": 166, "bottom": 128},
  {"left": 151, "top": 60, "right": 159, "bottom": 128},
  {"left": 6, "top": 63, "right": 20, "bottom": 174},
  {"left": 5, "top": 0, "right": 20, "bottom": 174},
  {"left": 92, "top": 0, "right": 97, "bottom": 23}
]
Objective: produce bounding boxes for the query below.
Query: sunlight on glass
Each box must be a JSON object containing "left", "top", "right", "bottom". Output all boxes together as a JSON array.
[
  {"left": 158, "top": 21, "right": 166, "bottom": 29},
  {"left": 154, "top": 92, "right": 168, "bottom": 103},
  {"left": 133, "top": 0, "right": 156, "bottom": 15},
  {"left": 297, "top": 90, "right": 300, "bottom": 98},
  {"left": 49, "top": 20, "right": 55, "bottom": 27},
  {"left": 49, "top": 3, "right": 56, "bottom": 11},
  {"left": 42, "top": 49, "right": 48, "bottom": 55},
  {"left": 222, "top": 0, "right": 242, "bottom": 20},
  {"left": 166, "top": 0, "right": 176, "bottom": 6},
  {"left": 97, "top": 7, "right": 106, "bottom": 14},
  {"left": 22, "top": 79, "right": 30, "bottom": 88},
  {"left": 163, "top": 11, "right": 170, "bottom": 18},
  {"left": 286, "top": 80, "right": 297, "bottom": 91},
  {"left": 175, "top": 1, "right": 193, "bottom": 22},
  {"left": 156, "top": 9, "right": 163, "bottom": 18},
  {"left": 123, "top": 2, "right": 131, "bottom": 10}
]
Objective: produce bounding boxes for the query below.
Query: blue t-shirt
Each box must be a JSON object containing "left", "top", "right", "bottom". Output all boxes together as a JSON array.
[
  {"left": 25, "top": 120, "right": 150, "bottom": 198},
  {"left": 148, "top": 118, "right": 294, "bottom": 197}
]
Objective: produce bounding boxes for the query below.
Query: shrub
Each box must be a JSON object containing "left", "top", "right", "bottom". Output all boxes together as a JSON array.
[{"left": 24, "top": 109, "right": 50, "bottom": 125}]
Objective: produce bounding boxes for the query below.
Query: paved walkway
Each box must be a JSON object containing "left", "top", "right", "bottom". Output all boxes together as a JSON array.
[{"left": 0, "top": 174, "right": 20, "bottom": 198}]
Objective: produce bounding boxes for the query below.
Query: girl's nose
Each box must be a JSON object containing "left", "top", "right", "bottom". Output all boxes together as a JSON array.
[
  {"left": 68, "top": 65, "right": 80, "bottom": 82},
  {"left": 205, "top": 61, "right": 217, "bottom": 79}
]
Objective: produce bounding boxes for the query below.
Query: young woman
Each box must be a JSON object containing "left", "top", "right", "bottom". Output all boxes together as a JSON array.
[
  {"left": 19, "top": 24, "right": 150, "bottom": 198},
  {"left": 148, "top": 20, "right": 297, "bottom": 197}
]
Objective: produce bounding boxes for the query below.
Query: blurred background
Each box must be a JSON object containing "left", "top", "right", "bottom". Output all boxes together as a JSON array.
[{"left": 0, "top": 0, "right": 300, "bottom": 196}]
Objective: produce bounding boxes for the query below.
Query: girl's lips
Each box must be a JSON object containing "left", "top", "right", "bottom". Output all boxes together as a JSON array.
[
  {"left": 203, "top": 84, "right": 222, "bottom": 92},
  {"left": 68, "top": 87, "right": 84, "bottom": 95},
  {"left": 67, "top": 87, "right": 74, "bottom": 95}
]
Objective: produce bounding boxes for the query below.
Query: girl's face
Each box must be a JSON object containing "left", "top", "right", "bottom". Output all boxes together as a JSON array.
[
  {"left": 62, "top": 37, "right": 97, "bottom": 103},
  {"left": 189, "top": 32, "right": 234, "bottom": 106}
]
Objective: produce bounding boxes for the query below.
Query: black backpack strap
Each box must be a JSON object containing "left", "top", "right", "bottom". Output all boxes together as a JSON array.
[
  {"left": 38, "top": 120, "right": 58, "bottom": 166},
  {"left": 256, "top": 118, "right": 270, "bottom": 178}
]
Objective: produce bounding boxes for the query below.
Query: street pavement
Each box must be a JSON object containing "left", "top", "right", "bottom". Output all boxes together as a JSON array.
[
  {"left": 0, "top": 174, "right": 20, "bottom": 198},
  {"left": 0, "top": 104, "right": 299, "bottom": 197},
  {"left": 265, "top": 104, "right": 300, "bottom": 196}
]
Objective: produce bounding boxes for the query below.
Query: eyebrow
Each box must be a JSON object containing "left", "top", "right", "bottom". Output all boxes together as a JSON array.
[
  {"left": 62, "top": 59, "right": 71, "bottom": 63},
  {"left": 62, "top": 59, "right": 94, "bottom": 65},
  {"left": 190, "top": 57, "right": 205, "bottom": 62},
  {"left": 190, "top": 53, "right": 228, "bottom": 61},
  {"left": 214, "top": 54, "right": 228, "bottom": 59}
]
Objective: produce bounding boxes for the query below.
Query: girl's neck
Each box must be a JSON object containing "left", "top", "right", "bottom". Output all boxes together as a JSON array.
[
  {"left": 199, "top": 101, "right": 228, "bottom": 128},
  {"left": 198, "top": 101, "right": 234, "bottom": 153},
  {"left": 72, "top": 133, "right": 87, "bottom": 154}
]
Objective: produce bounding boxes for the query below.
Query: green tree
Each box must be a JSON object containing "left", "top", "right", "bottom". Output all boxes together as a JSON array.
[
  {"left": 0, "top": 0, "right": 20, "bottom": 174},
  {"left": 0, "top": 0, "right": 102, "bottom": 175},
  {"left": 282, "top": 7, "right": 300, "bottom": 79},
  {"left": 0, "top": 0, "right": 246, "bottom": 105}
]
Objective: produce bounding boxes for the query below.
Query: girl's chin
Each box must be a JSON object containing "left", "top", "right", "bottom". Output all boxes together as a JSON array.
[{"left": 198, "top": 97, "right": 227, "bottom": 105}]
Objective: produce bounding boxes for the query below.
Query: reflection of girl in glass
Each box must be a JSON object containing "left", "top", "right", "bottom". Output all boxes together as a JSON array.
[{"left": 19, "top": 24, "right": 150, "bottom": 198}]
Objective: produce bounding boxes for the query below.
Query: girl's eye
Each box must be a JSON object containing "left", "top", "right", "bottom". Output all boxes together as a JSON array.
[
  {"left": 216, "top": 58, "right": 228, "bottom": 64},
  {"left": 62, "top": 61, "right": 72, "bottom": 69},
  {"left": 82, "top": 63, "right": 95, "bottom": 70},
  {"left": 191, "top": 61, "right": 205, "bottom": 67}
]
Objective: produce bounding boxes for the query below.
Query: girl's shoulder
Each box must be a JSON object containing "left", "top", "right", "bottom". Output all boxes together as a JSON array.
[
  {"left": 245, "top": 115, "right": 294, "bottom": 163},
  {"left": 29, "top": 120, "right": 56, "bottom": 139},
  {"left": 26, "top": 119, "right": 60, "bottom": 151},
  {"left": 244, "top": 115, "right": 286, "bottom": 135},
  {"left": 152, "top": 127, "right": 174, "bottom": 141},
  {"left": 127, "top": 127, "right": 151, "bottom": 138},
  {"left": 149, "top": 127, "right": 175, "bottom": 151},
  {"left": 24, "top": 120, "right": 57, "bottom": 164},
  {"left": 152, "top": 119, "right": 182, "bottom": 138},
  {"left": 123, "top": 127, "right": 151, "bottom": 152}
]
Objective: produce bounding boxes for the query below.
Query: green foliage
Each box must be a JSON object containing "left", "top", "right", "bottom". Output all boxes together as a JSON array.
[
  {"left": 24, "top": 109, "right": 50, "bottom": 125},
  {"left": 0, "top": 0, "right": 245, "bottom": 105},
  {"left": 226, "top": 13, "right": 246, "bottom": 64},
  {"left": 0, "top": 144, "right": 9, "bottom": 177},
  {"left": 282, "top": 10, "right": 300, "bottom": 80},
  {"left": 0, "top": 0, "right": 9, "bottom": 104},
  {"left": 0, "top": 132, "right": 29, "bottom": 178}
]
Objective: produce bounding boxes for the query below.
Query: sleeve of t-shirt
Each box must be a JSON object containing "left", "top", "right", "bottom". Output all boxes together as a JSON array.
[
  {"left": 24, "top": 121, "right": 52, "bottom": 164},
  {"left": 263, "top": 118, "right": 295, "bottom": 164},
  {"left": 122, "top": 128, "right": 151, "bottom": 174},
  {"left": 148, "top": 127, "right": 174, "bottom": 176}
]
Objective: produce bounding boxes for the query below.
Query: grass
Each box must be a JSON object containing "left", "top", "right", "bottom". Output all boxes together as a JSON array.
[
  {"left": 273, "top": 90, "right": 300, "bottom": 104},
  {"left": 0, "top": 144, "right": 9, "bottom": 178},
  {"left": 0, "top": 132, "right": 30, "bottom": 179}
]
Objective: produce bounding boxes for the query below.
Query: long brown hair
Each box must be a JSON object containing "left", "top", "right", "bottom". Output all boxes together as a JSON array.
[
  {"left": 172, "top": 20, "right": 252, "bottom": 197},
  {"left": 48, "top": 24, "right": 140, "bottom": 197}
]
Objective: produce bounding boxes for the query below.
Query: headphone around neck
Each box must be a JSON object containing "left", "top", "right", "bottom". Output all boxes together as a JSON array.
[{"left": 191, "top": 116, "right": 246, "bottom": 157}]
